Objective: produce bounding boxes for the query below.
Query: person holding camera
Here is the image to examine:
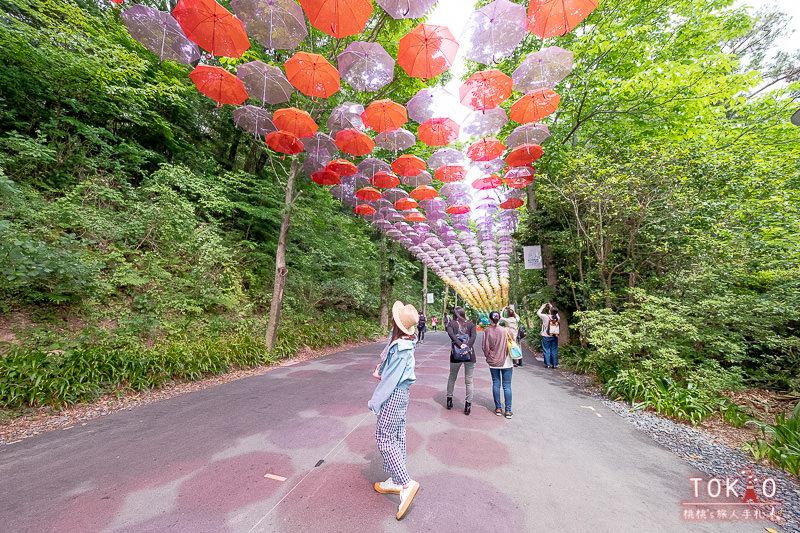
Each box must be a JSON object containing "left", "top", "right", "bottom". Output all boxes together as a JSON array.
[
  {"left": 537, "top": 302, "right": 560, "bottom": 368},
  {"left": 499, "top": 306, "right": 521, "bottom": 367}
]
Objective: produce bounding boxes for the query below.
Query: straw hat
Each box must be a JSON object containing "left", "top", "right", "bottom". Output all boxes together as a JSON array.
[{"left": 392, "top": 301, "right": 419, "bottom": 336}]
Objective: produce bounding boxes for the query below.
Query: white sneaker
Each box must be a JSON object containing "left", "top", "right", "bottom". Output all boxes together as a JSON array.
[
  {"left": 396, "top": 480, "right": 420, "bottom": 520},
  {"left": 374, "top": 477, "right": 402, "bottom": 494}
]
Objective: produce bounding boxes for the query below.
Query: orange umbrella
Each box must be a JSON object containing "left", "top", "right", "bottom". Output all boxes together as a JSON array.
[
  {"left": 527, "top": 0, "right": 599, "bottom": 39},
  {"left": 312, "top": 169, "right": 341, "bottom": 185},
  {"left": 371, "top": 171, "right": 400, "bottom": 188},
  {"left": 361, "top": 99, "right": 407, "bottom": 133},
  {"left": 394, "top": 198, "right": 419, "bottom": 210},
  {"left": 405, "top": 211, "right": 427, "bottom": 222},
  {"left": 446, "top": 204, "right": 471, "bottom": 215},
  {"left": 273, "top": 107, "right": 318, "bottom": 138},
  {"left": 510, "top": 89, "right": 561, "bottom": 123},
  {"left": 434, "top": 165, "right": 466, "bottom": 183},
  {"left": 472, "top": 174, "right": 503, "bottom": 190},
  {"left": 459, "top": 69, "right": 512, "bottom": 112},
  {"left": 335, "top": 128, "right": 375, "bottom": 156},
  {"left": 173, "top": 0, "right": 250, "bottom": 58},
  {"left": 354, "top": 204, "right": 376, "bottom": 215},
  {"left": 410, "top": 185, "right": 439, "bottom": 201},
  {"left": 265, "top": 131, "right": 304, "bottom": 154},
  {"left": 499, "top": 197, "right": 525, "bottom": 209},
  {"left": 398, "top": 24, "right": 459, "bottom": 79},
  {"left": 285, "top": 52, "right": 340, "bottom": 99},
  {"left": 466, "top": 138, "right": 506, "bottom": 161},
  {"left": 326, "top": 159, "right": 358, "bottom": 176},
  {"left": 356, "top": 186, "right": 382, "bottom": 201},
  {"left": 391, "top": 154, "right": 426, "bottom": 176},
  {"left": 189, "top": 65, "right": 248, "bottom": 106},
  {"left": 506, "top": 143, "right": 544, "bottom": 167},
  {"left": 418, "top": 118, "right": 459, "bottom": 147},
  {"left": 299, "top": 0, "right": 373, "bottom": 39}
]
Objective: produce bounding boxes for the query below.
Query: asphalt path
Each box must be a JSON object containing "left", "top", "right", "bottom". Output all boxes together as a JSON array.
[{"left": 0, "top": 331, "right": 779, "bottom": 532}]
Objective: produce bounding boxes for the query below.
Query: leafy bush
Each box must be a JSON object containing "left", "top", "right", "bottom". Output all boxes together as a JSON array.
[{"left": 745, "top": 402, "right": 800, "bottom": 475}]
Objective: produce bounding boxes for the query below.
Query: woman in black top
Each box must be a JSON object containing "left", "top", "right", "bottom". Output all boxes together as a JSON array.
[{"left": 445, "top": 307, "right": 477, "bottom": 415}]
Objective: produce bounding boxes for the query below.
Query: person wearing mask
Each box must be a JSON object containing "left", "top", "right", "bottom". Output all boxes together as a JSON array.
[
  {"left": 499, "top": 306, "right": 521, "bottom": 367},
  {"left": 445, "top": 306, "right": 477, "bottom": 415},
  {"left": 482, "top": 311, "right": 513, "bottom": 418},
  {"left": 369, "top": 301, "right": 421, "bottom": 520},
  {"left": 538, "top": 302, "right": 560, "bottom": 368}
]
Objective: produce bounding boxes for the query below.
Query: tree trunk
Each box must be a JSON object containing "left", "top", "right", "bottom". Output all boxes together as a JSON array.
[
  {"left": 265, "top": 158, "right": 301, "bottom": 351},
  {"left": 421, "top": 263, "right": 428, "bottom": 315},
  {"left": 379, "top": 233, "right": 389, "bottom": 331},
  {"left": 442, "top": 284, "right": 449, "bottom": 319},
  {"left": 543, "top": 244, "right": 558, "bottom": 288}
]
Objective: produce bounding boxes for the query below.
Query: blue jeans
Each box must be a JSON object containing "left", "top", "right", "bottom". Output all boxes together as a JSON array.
[
  {"left": 489, "top": 368, "right": 512, "bottom": 411},
  {"left": 542, "top": 335, "right": 558, "bottom": 366}
]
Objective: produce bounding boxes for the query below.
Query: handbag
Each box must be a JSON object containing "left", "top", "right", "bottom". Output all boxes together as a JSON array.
[
  {"left": 506, "top": 330, "right": 523, "bottom": 360},
  {"left": 452, "top": 323, "right": 472, "bottom": 361}
]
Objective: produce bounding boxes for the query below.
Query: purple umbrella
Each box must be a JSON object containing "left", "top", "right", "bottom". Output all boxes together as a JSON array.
[
  {"left": 427, "top": 148, "right": 466, "bottom": 170},
  {"left": 376, "top": 0, "right": 438, "bottom": 19},
  {"left": 440, "top": 182, "right": 470, "bottom": 197},
  {"left": 327, "top": 102, "right": 365, "bottom": 135},
  {"left": 512, "top": 46, "right": 574, "bottom": 93},
  {"left": 303, "top": 149, "right": 331, "bottom": 175},
  {"left": 338, "top": 41, "right": 395, "bottom": 92},
  {"left": 376, "top": 128, "right": 416, "bottom": 151},
  {"left": 461, "top": 107, "right": 508, "bottom": 138},
  {"left": 505, "top": 123, "right": 551, "bottom": 148},
  {"left": 121, "top": 5, "right": 200, "bottom": 65},
  {"left": 460, "top": 0, "right": 527, "bottom": 65},
  {"left": 302, "top": 132, "right": 337, "bottom": 156},
  {"left": 384, "top": 188, "right": 409, "bottom": 203},
  {"left": 357, "top": 158, "right": 391, "bottom": 177},
  {"left": 233, "top": 105, "right": 277, "bottom": 137},
  {"left": 231, "top": 0, "right": 307, "bottom": 51},
  {"left": 401, "top": 170, "right": 432, "bottom": 187},
  {"left": 236, "top": 61, "right": 294, "bottom": 105},
  {"left": 406, "top": 87, "right": 459, "bottom": 124}
]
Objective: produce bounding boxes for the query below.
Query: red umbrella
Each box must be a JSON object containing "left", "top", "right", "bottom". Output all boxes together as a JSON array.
[
  {"left": 299, "top": 0, "right": 373, "bottom": 39},
  {"left": 361, "top": 99, "right": 407, "bottom": 133},
  {"left": 371, "top": 171, "right": 401, "bottom": 188},
  {"left": 312, "top": 169, "right": 341, "bottom": 185},
  {"left": 503, "top": 165, "right": 535, "bottom": 188},
  {"left": 472, "top": 174, "right": 503, "bottom": 190},
  {"left": 356, "top": 186, "right": 382, "bottom": 201},
  {"left": 446, "top": 204, "right": 471, "bottom": 215},
  {"left": 325, "top": 159, "right": 358, "bottom": 176},
  {"left": 284, "top": 52, "right": 340, "bottom": 99},
  {"left": 506, "top": 143, "right": 544, "bottom": 167},
  {"left": 335, "top": 128, "right": 375, "bottom": 156},
  {"left": 405, "top": 211, "right": 428, "bottom": 222},
  {"left": 410, "top": 185, "right": 439, "bottom": 201},
  {"left": 391, "top": 154, "right": 426, "bottom": 176},
  {"left": 466, "top": 138, "right": 506, "bottom": 161},
  {"left": 173, "top": 0, "right": 250, "bottom": 58},
  {"left": 273, "top": 107, "right": 318, "bottom": 138},
  {"left": 189, "top": 65, "right": 248, "bottom": 106},
  {"left": 510, "top": 89, "right": 561, "bottom": 123},
  {"left": 434, "top": 165, "right": 466, "bottom": 183},
  {"left": 398, "top": 24, "right": 459, "bottom": 79},
  {"left": 527, "top": 0, "right": 599, "bottom": 39},
  {"left": 354, "top": 204, "right": 376, "bottom": 215},
  {"left": 394, "top": 198, "right": 419, "bottom": 210},
  {"left": 418, "top": 118, "right": 459, "bottom": 147},
  {"left": 499, "top": 197, "right": 525, "bottom": 209},
  {"left": 459, "top": 69, "right": 512, "bottom": 112},
  {"left": 265, "top": 131, "right": 304, "bottom": 154}
]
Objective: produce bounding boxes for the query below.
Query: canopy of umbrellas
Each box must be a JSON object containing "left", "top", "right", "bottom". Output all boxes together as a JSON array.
[{"left": 115, "top": 0, "right": 598, "bottom": 312}]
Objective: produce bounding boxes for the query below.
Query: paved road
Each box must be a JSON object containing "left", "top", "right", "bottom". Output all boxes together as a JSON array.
[{"left": 0, "top": 331, "right": 778, "bottom": 532}]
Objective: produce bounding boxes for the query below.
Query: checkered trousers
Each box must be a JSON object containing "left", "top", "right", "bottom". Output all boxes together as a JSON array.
[{"left": 375, "top": 387, "right": 410, "bottom": 486}]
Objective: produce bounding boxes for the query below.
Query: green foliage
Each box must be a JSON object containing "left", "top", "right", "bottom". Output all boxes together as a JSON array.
[{"left": 745, "top": 403, "right": 800, "bottom": 475}]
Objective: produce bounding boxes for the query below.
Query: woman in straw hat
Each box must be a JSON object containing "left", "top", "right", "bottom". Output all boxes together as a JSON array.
[{"left": 369, "top": 301, "right": 421, "bottom": 520}]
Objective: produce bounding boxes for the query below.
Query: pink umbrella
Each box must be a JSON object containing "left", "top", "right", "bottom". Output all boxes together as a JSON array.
[
  {"left": 505, "top": 123, "right": 551, "bottom": 148},
  {"left": 461, "top": 107, "right": 508, "bottom": 138},
  {"left": 231, "top": 0, "right": 307, "bottom": 50},
  {"left": 121, "top": 5, "right": 201, "bottom": 65},
  {"left": 375, "top": 0, "right": 438, "bottom": 18},
  {"left": 338, "top": 41, "right": 395, "bottom": 92},
  {"left": 326, "top": 102, "right": 365, "bottom": 134},
  {"left": 301, "top": 132, "right": 337, "bottom": 156},
  {"left": 512, "top": 46, "right": 574, "bottom": 93},
  {"left": 236, "top": 61, "right": 294, "bottom": 105},
  {"left": 376, "top": 128, "right": 416, "bottom": 151},
  {"left": 357, "top": 158, "right": 392, "bottom": 177},
  {"left": 460, "top": 0, "right": 527, "bottom": 65},
  {"left": 233, "top": 105, "right": 277, "bottom": 137},
  {"left": 427, "top": 148, "right": 466, "bottom": 170}
]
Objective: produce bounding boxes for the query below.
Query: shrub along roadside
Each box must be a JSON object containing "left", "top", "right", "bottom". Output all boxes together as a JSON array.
[
  {"left": 744, "top": 402, "right": 800, "bottom": 476},
  {"left": 0, "top": 316, "right": 382, "bottom": 410}
]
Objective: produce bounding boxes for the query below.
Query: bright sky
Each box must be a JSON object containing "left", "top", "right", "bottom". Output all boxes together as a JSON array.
[{"left": 736, "top": 0, "right": 799, "bottom": 52}]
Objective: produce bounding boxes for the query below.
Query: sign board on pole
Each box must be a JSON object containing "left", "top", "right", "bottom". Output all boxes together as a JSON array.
[
  {"left": 523, "top": 245, "right": 543, "bottom": 269},
  {"left": 427, "top": 293, "right": 434, "bottom": 304}
]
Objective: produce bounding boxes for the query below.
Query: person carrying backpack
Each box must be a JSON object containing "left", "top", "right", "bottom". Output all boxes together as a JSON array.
[
  {"left": 445, "top": 307, "right": 477, "bottom": 415},
  {"left": 537, "top": 302, "right": 560, "bottom": 369},
  {"left": 417, "top": 311, "right": 427, "bottom": 344}
]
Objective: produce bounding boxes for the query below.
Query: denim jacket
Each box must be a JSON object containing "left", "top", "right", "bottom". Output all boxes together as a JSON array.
[{"left": 368, "top": 339, "right": 416, "bottom": 414}]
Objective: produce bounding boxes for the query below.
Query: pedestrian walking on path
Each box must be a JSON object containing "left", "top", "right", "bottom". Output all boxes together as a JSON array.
[
  {"left": 483, "top": 311, "right": 514, "bottom": 418},
  {"left": 417, "top": 310, "right": 427, "bottom": 344},
  {"left": 445, "top": 306, "right": 477, "bottom": 415},
  {"left": 538, "top": 302, "right": 560, "bottom": 368},
  {"left": 369, "top": 301, "right": 421, "bottom": 520},
  {"left": 430, "top": 315, "right": 437, "bottom": 331},
  {"left": 499, "top": 306, "right": 521, "bottom": 367}
]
